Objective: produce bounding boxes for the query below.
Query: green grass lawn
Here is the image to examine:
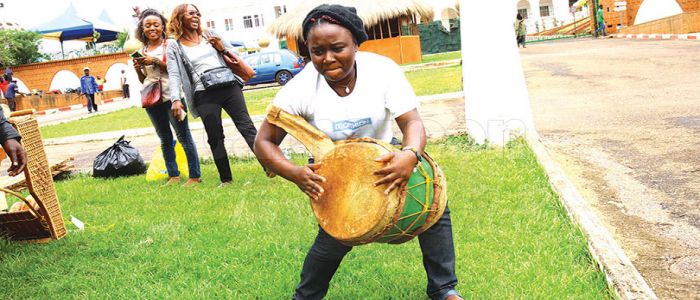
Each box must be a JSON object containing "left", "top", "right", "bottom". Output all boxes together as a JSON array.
[
  {"left": 41, "top": 66, "right": 463, "bottom": 140},
  {"left": 0, "top": 137, "right": 609, "bottom": 298},
  {"left": 416, "top": 51, "right": 462, "bottom": 64},
  {"left": 405, "top": 65, "right": 462, "bottom": 96}
]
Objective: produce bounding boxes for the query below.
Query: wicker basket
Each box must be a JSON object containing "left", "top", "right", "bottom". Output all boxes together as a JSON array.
[{"left": 0, "top": 113, "right": 66, "bottom": 243}]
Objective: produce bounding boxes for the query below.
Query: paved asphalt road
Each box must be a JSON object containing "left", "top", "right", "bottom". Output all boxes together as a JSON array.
[{"left": 522, "top": 37, "right": 700, "bottom": 298}]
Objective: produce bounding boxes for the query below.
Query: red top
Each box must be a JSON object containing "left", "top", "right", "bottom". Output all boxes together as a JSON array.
[{"left": 0, "top": 80, "right": 8, "bottom": 95}]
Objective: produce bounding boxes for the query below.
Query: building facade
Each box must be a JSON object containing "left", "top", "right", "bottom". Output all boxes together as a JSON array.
[
  {"left": 200, "top": 0, "right": 290, "bottom": 52},
  {"left": 515, "top": 0, "right": 580, "bottom": 33}
]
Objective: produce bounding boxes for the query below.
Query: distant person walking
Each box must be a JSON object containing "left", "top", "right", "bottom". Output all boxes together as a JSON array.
[
  {"left": 120, "top": 69, "right": 130, "bottom": 99},
  {"left": 515, "top": 13, "right": 527, "bottom": 48},
  {"left": 5, "top": 80, "right": 18, "bottom": 111},
  {"left": 595, "top": 5, "right": 606, "bottom": 37},
  {"left": 80, "top": 66, "right": 99, "bottom": 113}
]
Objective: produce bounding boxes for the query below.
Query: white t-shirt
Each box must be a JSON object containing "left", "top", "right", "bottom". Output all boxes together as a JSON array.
[
  {"left": 182, "top": 38, "right": 225, "bottom": 91},
  {"left": 272, "top": 51, "right": 418, "bottom": 142}
]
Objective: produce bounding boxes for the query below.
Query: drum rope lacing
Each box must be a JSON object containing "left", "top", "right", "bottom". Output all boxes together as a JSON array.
[{"left": 380, "top": 162, "right": 439, "bottom": 241}]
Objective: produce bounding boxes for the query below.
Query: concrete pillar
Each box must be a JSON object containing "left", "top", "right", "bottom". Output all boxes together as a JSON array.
[
  {"left": 529, "top": 0, "right": 542, "bottom": 32},
  {"left": 460, "top": 1, "right": 535, "bottom": 146}
]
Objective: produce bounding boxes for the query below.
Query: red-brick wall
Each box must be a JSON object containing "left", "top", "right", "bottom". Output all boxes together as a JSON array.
[
  {"left": 11, "top": 53, "right": 129, "bottom": 92},
  {"left": 596, "top": 0, "right": 700, "bottom": 33}
]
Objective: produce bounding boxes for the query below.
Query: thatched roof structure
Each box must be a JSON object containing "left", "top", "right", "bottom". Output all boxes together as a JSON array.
[{"left": 268, "top": 0, "right": 434, "bottom": 40}]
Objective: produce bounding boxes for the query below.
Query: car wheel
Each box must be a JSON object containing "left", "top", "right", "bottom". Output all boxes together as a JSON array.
[{"left": 276, "top": 70, "right": 293, "bottom": 85}]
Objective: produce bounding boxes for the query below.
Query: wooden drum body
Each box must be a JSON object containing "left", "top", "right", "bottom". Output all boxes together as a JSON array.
[{"left": 266, "top": 106, "right": 447, "bottom": 246}]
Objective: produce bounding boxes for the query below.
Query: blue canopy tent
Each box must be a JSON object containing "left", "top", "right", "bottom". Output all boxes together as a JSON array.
[{"left": 34, "top": 4, "right": 120, "bottom": 58}]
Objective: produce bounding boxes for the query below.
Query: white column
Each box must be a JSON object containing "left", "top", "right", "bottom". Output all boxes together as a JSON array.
[
  {"left": 530, "top": 0, "right": 542, "bottom": 19},
  {"left": 529, "top": 0, "right": 542, "bottom": 32},
  {"left": 555, "top": 0, "right": 574, "bottom": 23},
  {"left": 459, "top": 1, "right": 535, "bottom": 146}
]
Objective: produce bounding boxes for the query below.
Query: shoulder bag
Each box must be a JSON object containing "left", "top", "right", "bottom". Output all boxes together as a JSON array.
[{"left": 177, "top": 39, "right": 239, "bottom": 90}]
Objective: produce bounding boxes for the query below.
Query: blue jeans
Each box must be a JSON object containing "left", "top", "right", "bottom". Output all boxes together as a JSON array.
[
  {"left": 596, "top": 21, "right": 607, "bottom": 37},
  {"left": 145, "top": 100, "right": 201, "bottom": 179},
  {"left": 293, "top": 205, "right": 459, "bottom": 300}
]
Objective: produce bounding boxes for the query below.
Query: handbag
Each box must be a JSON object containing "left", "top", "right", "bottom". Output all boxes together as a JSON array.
[
  {"left": 140, "top": 41, "right": 167, "bottom": 108},
  {"left": 222, "top": 50, "right": 255, "bottom": 82},
  {"left": 177, "top": 39, "right": 240, "bottom": 91},
  {"left": 140, "top": 81, "right": 161, "bottom": 108},
  {"left": 200, "top": 66, "right": 238, "bottom": 90}
]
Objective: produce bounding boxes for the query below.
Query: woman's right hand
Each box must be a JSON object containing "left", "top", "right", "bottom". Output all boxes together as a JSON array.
[
  {"left": 133, "top": 57, "right": 143, "bottom": 69},
  {"left": 171, "top": 100, "right": 184, "bottom": 118},
  {"left": 291, "top": 163, "right": 326, "bottom": 200}
]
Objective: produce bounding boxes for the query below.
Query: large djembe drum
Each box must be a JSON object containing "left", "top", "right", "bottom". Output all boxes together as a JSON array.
[{"left": 266, "top": 106, "right": 447, "bottom": 246}]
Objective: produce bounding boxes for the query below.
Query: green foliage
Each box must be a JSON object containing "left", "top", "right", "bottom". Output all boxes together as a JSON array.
[
  {"left": 0, "top": 138, "right": 610, "bottom": 298},
  {"left": 418, "top": 19, "right": 461, "bottom": 55},
  {"left": 0, "top": 30, "right": 47, "bottom": 67},
  {"left": 116, "top": 29, "right": 129, "bottom": 50}
]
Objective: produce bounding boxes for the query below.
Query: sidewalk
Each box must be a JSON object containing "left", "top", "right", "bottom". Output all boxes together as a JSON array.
[
  {"left": 40, "top": 93, "right": 465, "bottom": 173},
  {"left": 37, "top": 97, "right": 139, "bottom": 127},
  {"left": 43, "top": 91, "right": 465, "bottom": 146}
]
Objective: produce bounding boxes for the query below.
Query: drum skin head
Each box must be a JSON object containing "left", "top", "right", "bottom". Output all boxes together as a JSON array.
[{"left": 314, "top": 142, "right": 398, "bottom": 242}]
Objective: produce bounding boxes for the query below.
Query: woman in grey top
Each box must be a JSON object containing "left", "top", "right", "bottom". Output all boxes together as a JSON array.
[
  {"left": 133, "top": 8, "right": 201, "bottom": 187},
  {"left": 166, "top": 3, "right": 258, "bottom": 187}
]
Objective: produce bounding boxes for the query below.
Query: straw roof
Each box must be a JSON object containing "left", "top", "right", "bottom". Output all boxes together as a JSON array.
[{"left": 268, "top": 0, "right": 434, "bottom": 40}]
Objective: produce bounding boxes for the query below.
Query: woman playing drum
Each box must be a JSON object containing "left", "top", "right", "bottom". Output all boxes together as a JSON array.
[{"left": 253, "top": 5, "right": 462, "bottom": 300}]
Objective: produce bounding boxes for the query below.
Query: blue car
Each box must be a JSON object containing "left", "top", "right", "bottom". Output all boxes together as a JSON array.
[{"left": 243, "top": 50, "right": 305, "bottom": 86}]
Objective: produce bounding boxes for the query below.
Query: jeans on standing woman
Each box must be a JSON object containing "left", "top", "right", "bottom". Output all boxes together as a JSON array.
[
  {"left": 145, "top": 100, "right": 201, "bottom": 179},
  {"left": 193, "top": 83, "right": 257, "bottom": 183}
]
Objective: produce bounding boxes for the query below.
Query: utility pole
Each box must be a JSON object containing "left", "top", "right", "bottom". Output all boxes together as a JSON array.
[{"left": 571, "top": 6, "right": 577, "bottom": 37}]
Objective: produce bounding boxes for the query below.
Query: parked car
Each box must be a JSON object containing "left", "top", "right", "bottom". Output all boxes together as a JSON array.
[{"left": 242, "top": 50, "right": 305, "bottom": 86}]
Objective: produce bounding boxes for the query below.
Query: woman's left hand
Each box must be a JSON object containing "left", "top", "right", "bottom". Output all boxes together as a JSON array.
[
  {"left": 373, "top": 150, "right": 417, "bottom": 195},
  {"left": 207, "top": 36, "right": 225, "bottom": 53}
]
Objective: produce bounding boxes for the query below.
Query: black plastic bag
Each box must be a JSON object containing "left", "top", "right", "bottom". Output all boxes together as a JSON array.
[{"left": 93, "top": 136, "right": 147, "bottom": 178}]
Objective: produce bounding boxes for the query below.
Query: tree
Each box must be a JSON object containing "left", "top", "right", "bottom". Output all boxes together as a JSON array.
[
  {"left": 0, "top": 30, "right": 47, "bottom": 67},
  {"left": 116, "top": 29, "right": 129, "bottom": 50}
]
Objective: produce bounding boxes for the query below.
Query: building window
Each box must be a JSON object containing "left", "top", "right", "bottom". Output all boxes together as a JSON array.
[
  {"left": 274, "top": 5, "right": 287, "bottom": 18},
  {"left": 518, "top": 8, "right": 528, "bottom": 18},
  {"left": 254, "top": 14, "right": 264, "bottom": 27},
  {"left": 206, "top": 20, "right": 215, "bottom": 29},
  {"left": 540, "top": 6, "right": 550, "bottom": 17},
  {"left": 224, "top": 18, "right": 233, "bottom": 31},
  {"left": 243, "top": 16, "right": 252, "bottom": 28}
]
